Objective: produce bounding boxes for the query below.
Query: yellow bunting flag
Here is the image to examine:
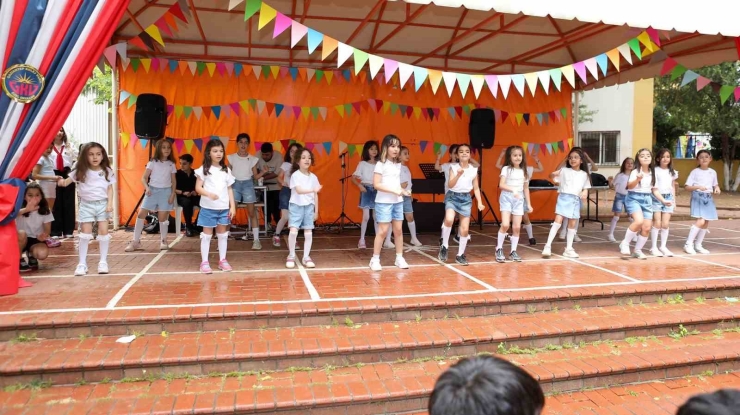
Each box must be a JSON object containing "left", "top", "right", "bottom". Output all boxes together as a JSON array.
[
  {"left": 145, "top": 25, "right": 165, "bottom": 47},
  {"left": 206, "top": 62, "right": 216, "bottom": 77},
  {"left": 257, "top": 3, "right": 277, "bottom": 30},
  {"left": 121, "top": 132, "right": 130, "bottom": 148},
  {"left": 140, "top": 58, "right": 152, "bottom": 73},
  {"left": 184, "top": 140, "right": 194, "bottom": 153}
]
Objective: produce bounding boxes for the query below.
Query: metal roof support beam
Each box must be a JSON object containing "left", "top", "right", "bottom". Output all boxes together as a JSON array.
[
  {"left": 370, "top": 4, "right": 429, "bottom": 52},
  {"left": 410, "top": 12, "right": 502, "bottom": 65}
]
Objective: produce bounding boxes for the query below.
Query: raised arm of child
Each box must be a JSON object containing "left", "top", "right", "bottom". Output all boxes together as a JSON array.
[{"left": 32, "top": 164, "right": 59, "bottom": 181}]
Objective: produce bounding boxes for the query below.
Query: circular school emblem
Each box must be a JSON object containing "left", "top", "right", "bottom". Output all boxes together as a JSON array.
[{"left": 1, "top": 64, "right": 45, "bottom": 103}]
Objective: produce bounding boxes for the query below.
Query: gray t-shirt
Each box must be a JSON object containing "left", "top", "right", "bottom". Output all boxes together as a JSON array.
[{"left": 257, "top": 152, "right": 284, "bottom": 191}]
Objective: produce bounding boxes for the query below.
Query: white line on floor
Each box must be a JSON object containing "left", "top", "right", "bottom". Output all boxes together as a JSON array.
[
  {"left": 104, "top": 235, "right": 183, "bottom": 309},
  {"left": 681, "top": 255, "right": 740, "bottom": 272},
  {"left": 406, "top": 243, "right": 498, "bottom": 291},
  {"left": 704, "top": 240, "right": 740, "bottom": 249},
  {"left": 295, "top": 258, "right": 321, "bottom": 301}
]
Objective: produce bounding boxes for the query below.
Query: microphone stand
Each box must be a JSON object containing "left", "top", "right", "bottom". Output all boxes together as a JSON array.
[{"left": 327, "top": 151, "right": 360, "bottom": 233}]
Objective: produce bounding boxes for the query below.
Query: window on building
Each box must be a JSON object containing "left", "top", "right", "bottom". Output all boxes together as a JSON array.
[{"left": 578, "top": 131, "right": 620, "bottom": 165}]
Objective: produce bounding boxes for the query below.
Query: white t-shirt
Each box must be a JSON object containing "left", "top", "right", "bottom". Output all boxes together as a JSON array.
[
  {"left": 628, "top": 169, "right": 655, "bottom": 194},
  {"left": 195, "top": 166, "right": 236, "bottom": 210},
  {"left": 448, "top": 164, "right": 478, "bottom": 193},
  {"left": 374, "top": 160, "right": 403, "bottom": 204},
  {"left": 654, "top": 167, "right": 679, "bottom": 194},
  {"left": 36, "top": 155, "right": 56, "bottom": 179},
  {"left": 16, "top": 211, "right": 54, "bottom": 238},
  {"left": 685, "top": 168, "right": 718, "bottom": 194},
  {"left": 227, "top": 153, "right": 260, "bottom": 181},
  {"left": 400, "top": 165, "right": 412, "bottom": 192},
  {"left": 145, "top": 160, "right": 176, "bottom": 188},
  {"left": 354, "top": 161, "right": 377, "bottom": 185},
  {"left": 500, "top": 166, "right": 528, "bottom": 193},
  {"left": 70, "top": 168, "right": 116, "bottom": 202},
  {"left": 557, "top": 167, "right": 591, "bottom": 196},
  {"left": 441, "top": 162, "right": 452, "bottom": 193},
  {"left": 613, "top": 173, "right": 629, "bottom": 195},
  {"left": 280, "top": 162, "right": 292, "bottom": 186},
  {"left": 289, "top": 170, "right": 320, "bottom": 206}
]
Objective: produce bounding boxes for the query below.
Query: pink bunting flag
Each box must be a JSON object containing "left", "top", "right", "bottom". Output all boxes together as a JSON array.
[
  {"left": 305, "top": 142, "right": 315, "bottom": 151},
  {"left": 291, "top": 21, "right": 308, "bottom": 48},
  {"left": 383, "top": 59, "right": 399, "bottom": 82},
  {"left": 660, "top": 58, "right": 678, "bottom": 76},
  {"left": 279, "top": 66, "right": 289, "bottom": 78},
  {"left": 224, "top": 62, "right": 234, "bottom": 76},
  {"left": 151, "top": 58, "right": 161, "bottom": 72},
  {"left": 221, "top": 105, "right": 231, "bottom": 118},
  {"left": 573, "top": 61, "right": 588, "bottom": 83},
  {"left": 216, "top": 62, "right": 227, "bottom": 76},
  {"left": 696, "top": 76, "right": 711, "bottom": 91},
  {"left": 646, "top": 27, "right": 661, "bottom": 47},
  {"left": 174, "top": 139, "right": 184, "bottom": 153},
  {"left": 273, "top": 13, "right": 292, "bottom": 38},
  {"left": 229, "top": 102, "right": 241, "bottom": 115},
  {"left": 292, "top": 106, "right": 301, "bottom": 118},
  {"left": 103, "top": 45, "right": 117, "bottom": 66},
  {"left": 735, "top": 87, "right": 740, "bottom": 102}
]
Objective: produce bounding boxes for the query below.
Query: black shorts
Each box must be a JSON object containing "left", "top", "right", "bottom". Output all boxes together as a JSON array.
[{"left": 24, "top": 237, "right": 41, "bottom": 253}]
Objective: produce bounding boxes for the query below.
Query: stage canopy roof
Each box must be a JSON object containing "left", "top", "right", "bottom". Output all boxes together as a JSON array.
[{"left": 114, "top": 0, "right": 739, "bottom": 90}]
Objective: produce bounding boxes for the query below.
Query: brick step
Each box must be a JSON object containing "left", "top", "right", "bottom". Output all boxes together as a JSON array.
[
  {"left": 2, "top": 332, "right": 740, "bottom": 415},
  {"left": 2, "top": 278, "right": 739, "bottom": 341},
  {"left": 1, "top": 299, "right": 738, "bottom": 386}
]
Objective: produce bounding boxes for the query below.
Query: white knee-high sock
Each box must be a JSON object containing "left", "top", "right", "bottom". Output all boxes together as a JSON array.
[
  {"left": 252, "top": 227, "right": 260, "bottom": 241},
  {"left": 303, "top": 230, "right": 313, "bottom": 259},
  {"left": 496, "top": 232, "right": 506, "bottom": 250},
  {"left": 622, "top": 228, "right": 637, "bottom": 245},
  {"left": 660, "top": 228, "right": 670, "bottom": 249},
  {"left": 159, "top": 221, "right": 169, "bottom": 244},
  {"left": 686, "top": 225, "right": 700, "bottom": 246},
  {"left": 275, "top": 213, "right": 288, "bottom": 235},
  {"left": 566, "top": 228, "right": 576, "bottom": 250},
  {"left": 288, "top": 229, "right": 298, "bottom": 258},
  {"left": 78, "top": 233, "right": 93, "bottom": 266},
  {"left": 609, "top": 216, "right": 619, "bottom": 237},
  {"left": 510, "top": 236, "right": 519, "bottom": 252},
  {"left": 635, "top": 235, "right": 649, "bottom": 251},
  {"left": 522, "top": 224, "right": 533, "bottom": 239},
  {"left": 457, "top": 235, "right": 469, "bottom": 256},
  {"left": 133, "top": 218, "right": 145, "bottom": 242},
  {"left": 650, "top": 227, "right": 659, "bottom": 250},
  {"left": 200, "top": 233, "right": 212, "bottom": 263},
  {"left": 360, "top": 209, "right": 370, "bottom": 240},
  {"left": 559, "top": 222, "right": 567, "bottom": 238},
  {"left": 546, "top": 222, "right": 561, "bottom": 246},
  {"left": 408, "top": 221, "right": 418, "bottom": 241},
  {"left": 97, "top": 234, "right": 111, "bottom": 264},
  {"left": 216, "top": 232, "right": 228, "bottom": 261},
  {"left": 696, "top": 229, "right": 708, "bottom": 247},
  {"left": 441, "top": 225, "right": 452, "bottom": 248}
]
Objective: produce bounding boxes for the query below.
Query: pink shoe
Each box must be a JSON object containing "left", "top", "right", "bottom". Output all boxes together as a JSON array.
[
  {"left": 45, "top": 239, "right": 61, "bottom": 248},
  {"left": 200, "top": 261, "right": 212, "bottom": 274},
  {"left": 218, "top": 259, "right": 232, "bottom": 272}
]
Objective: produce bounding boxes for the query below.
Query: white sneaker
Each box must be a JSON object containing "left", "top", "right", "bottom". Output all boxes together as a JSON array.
[
  {"left": 252, "top": 239, "right": 262, "bottom": 250},
  {"left": 683, "top": 244, "right": 697, "bottom": 255},
  {"left": 695, "top": 245, "right": 710, "bottom": 254},
  {"left": 124, "top": 241, "right": 142, "bottom": 252},
  {"left": 649, "top": 248, "right": 664, "bottom": 257},
  {"left": 574, "top": 234, "right": 582, "bottom": 242},
  {"left": 410, "top": 239, "right": 423, "bottom": 247},
  {"left": 562, "top": 248, "right": 579, "bottom": 258},
  {"left": 541, "top": 245, "right": 552, "bottom": 258},
  {"left": 632, "top": 250, "right": 648, "bottom": 260},
  {"left": 557, "top": 235, "right": 566, "bottom": 241},
  {"left": 160, "top": 242, "right": 169, "bottom": 250},
  {"left": 607, "top": 235, "right": 617, "bottom": 242},
  {"left": 74, "top": 264, "right": 88, "bottom": 276},
  {"left": 369, "top": 258, "right": 382, "bottom": 271},
  {"left": 395, "top": 256, "right": 409, "bottom": 269},
  {"left": 383, "top": 241, "right": 395, "bottom": 249},
  {"left": 619, "top": 242, "right": 631, "bottom": 256},
  {"left": 659, "top": 247, "right": 674, "bottom": 257},
  {"left": 241, "top": 233, "right": 249, "bottom": 241},
  {"left": 98, "top": 262, "right": 109, "bottom": 274}
]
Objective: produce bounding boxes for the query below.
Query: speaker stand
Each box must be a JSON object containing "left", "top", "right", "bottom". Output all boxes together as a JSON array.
[
  {"left": 475, "top": 146, "right": 500, "bottom": 229},
  {"left": 123, "top": 139, "right": 155, "bottom": 229}
]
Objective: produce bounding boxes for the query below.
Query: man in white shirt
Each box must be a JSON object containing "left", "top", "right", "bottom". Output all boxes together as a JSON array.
[{"left": 258, "top": 143, "right": 284, "bottom": 229}]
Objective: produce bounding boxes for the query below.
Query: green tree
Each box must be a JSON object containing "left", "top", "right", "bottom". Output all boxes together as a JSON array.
[
  {"left": 577, "top": 91, "right": 597, "bottom": 124},
  {"left": 653, "top": 61, "right": 740, "bottom": 190},
  {"left": 82, "top": 66, "right": 112, "bottom": 105}
]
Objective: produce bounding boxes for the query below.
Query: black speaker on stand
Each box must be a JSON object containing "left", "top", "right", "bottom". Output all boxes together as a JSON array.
[
  {"left": 469, "top": 108, "right": 499, "bottom": 228},
  {"left": 124, "top": 94, "right": 168, "bottom": 229}
]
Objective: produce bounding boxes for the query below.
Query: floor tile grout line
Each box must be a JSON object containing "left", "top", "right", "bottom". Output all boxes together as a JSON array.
[
  {"left": 105, "top": 234, "right": 184, "bottom": 309},
  {"left": 406, "top": 242, "right": 498, "bottom": 291}
]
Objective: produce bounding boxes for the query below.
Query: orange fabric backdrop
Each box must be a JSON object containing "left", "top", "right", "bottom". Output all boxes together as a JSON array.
[{"left": 117, "top": 65, "right": 572, "bottom": 224}]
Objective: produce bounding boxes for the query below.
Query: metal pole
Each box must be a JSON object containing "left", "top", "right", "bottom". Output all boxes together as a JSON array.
[
  {"left": 111, "top": 65, "right": 120, "bottom": 230},
  {"left": 573, "top": 90, "right": 580, "bottom": 144}
]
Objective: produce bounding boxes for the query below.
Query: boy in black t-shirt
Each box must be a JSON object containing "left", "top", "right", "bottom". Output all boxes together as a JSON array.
[{"left": 176, "top": 154, "right": 200, "bottom": 236}]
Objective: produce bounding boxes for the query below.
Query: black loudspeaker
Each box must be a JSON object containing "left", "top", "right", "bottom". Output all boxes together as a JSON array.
[
  {"left": 135, "top": 93, "right": 167, "bottom": 139},
  {"left": 469, "top": 108, "right": 495, "bottom": 149}
]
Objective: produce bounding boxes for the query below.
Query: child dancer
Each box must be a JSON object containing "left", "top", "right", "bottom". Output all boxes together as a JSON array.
[
  {"left": 369, "top": 135, "right": 411, "bottom": 271},
  {"left": 438, "top": 144, "right": 485, "bottom": 265},
  {"left": 542, "top": 148, "right": 591, "bottom": 258},
  {"left": 273, "top": 143, "right": 303, "bottom": 247},
  {"left": 195, "top": 139, "right": 236, "bottom": 274},
  {"left": 495, "top": 146, "right": 532, "bottom": 263},
  {"left": 557, "top": 147, "right": 598, "bottom": 242},
  {"left": 607, "top": 157, "right": 634, "bottom": 242},
  {"left": 618, "top": 148, "right": 672, "bottom": 259},
  {"left": 228, "top": 133, "right": 267, "bottom": 249},
  {"left": 351, "top": 140, "right": 380, "bottom": 249},
  {"left": 496, "top": 146, "right": 542, "bottom": 246},
  {"left": 400, "top": 146, "right": 422, "bottom": 246},
  {"left": 286, "top": 148, "right": 322, "bottom": 268},
  {"left": 683, "top": 149, "right": 720, "bottom": 254},
  {"left": 17, "top": 183, "right": 54, "bottom": 271},
  {"left": 650, "top": 149, "right": 678, "bottom": 257},
  {"left": 32, "top": 145, "right": 61, "bottom": 248},
  {"left": 58, "top": 143, "right": 115, "bottom": 276},
  {"left": 126, "top": 140, "right": 177, "bottom": 252}
]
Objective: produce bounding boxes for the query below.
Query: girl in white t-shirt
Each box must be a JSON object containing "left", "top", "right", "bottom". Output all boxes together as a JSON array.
[
  {"left": 436, "top": 144, "right": 480, "bottom": 243},
  {"left": 400, "top": 146, "right": 422, "bottom": 247},
  {"left": 495, "top": 146, "right": 532, "bottom": 263},
  {"left": 369, "top": 135, "right": 411, "bottom": 271},
  {"left": 542, "top": 148, "right": 591, "bottom": 258},
  {"left": 438, "top": 144, "right": 485, "bottom": 265},
  {"left": 195, "top": 139, "right": 236, "bottom": 274},
  {"left": 351, "top": 140, "right": 379, "bottom": 249},
  {"left": 496, "top": 146, "right": 543, "bottom": 246},
  {"left": 58, "top": 143, "right": 116, "bottom": 276},
  {"left": 650, "top": 149, "right": 679, "bottom": 257},
  {"left": 126, "top": 140, "right": 177, "bottom": 253},
  {"left": 32, "top": 145, "right": 60, "bottom": 210},
  {"left": 618, "top": 148, "right": 672, "bottom": 259},
  {"left": 17, "top": 183, "right": 54, "bottom": 272},
  {"left": 273, "top": 143, "right": 303, "bottom": 248},
  {"left": 607, "top": 157, "right": 634, "bottom": 242},
  {"left": 286, "top": 148, "right": 322, "bottom": 269},
  {"left": 683, "top": 149, "right": 721, "bottom": 255},
  {"left": 228, "top": 133, "right": 268, "bottom": 249}
]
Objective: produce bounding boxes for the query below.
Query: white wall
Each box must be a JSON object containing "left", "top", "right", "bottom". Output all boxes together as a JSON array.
[
  {"left": 579, "top": 82, "right": 635, "bottom": 178},
  {"left": 63, "top": 93, "right": 110, "bottom": 153}
]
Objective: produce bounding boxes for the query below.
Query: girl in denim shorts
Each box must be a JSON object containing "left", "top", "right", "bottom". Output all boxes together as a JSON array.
[
  {"left": 273, "top": 143, "right": 303, "bottom": 247},
  {"left": 495, "top": 146, "right": 532, "bottom": 263},
  {"left": 286, "top": 148, "right": 322, "bottom": 269},
  {"left": 351, "top": 140, "right": 379, "bottom": 249},
  {"left": 650, "top": 149, "right": 678, "bottom": 257},
  {"left": 607, "top": 157, "right": 633, "bottom": 242},
  {"left": 683, "top": 150, "right": 720, "bottom": 255},
  {"left": 542, "top": 148, "right": 590, "bottom": 259},
  {"left": 619, "top": 148, "right": 673, "bottom": 260},
  {"left": 126, "top": 140, "right": 177, "bottom": 253},
  {"left": 228, "top": 133, "right": 268, "bottom": 249}
]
